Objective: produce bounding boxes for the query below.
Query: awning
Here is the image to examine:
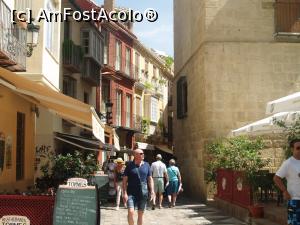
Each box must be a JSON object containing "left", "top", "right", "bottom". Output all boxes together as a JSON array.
[
  {"left": 55, "top": 132, "right": 119, "bottom": 152},
  {"left": 231, "top": 111, "right": 300, "bottom": 136},
  {"left": 136, "top": 142, "right": 155, "bottom": 150},
  {"left": 0, "top": 67, "right": 107, "bottom": 142},
  {"left": 155, "top": 145, "right": 174, "bottom": 155},
  {"left": 115, "top": 126, "right": 142, "bottom": 134},
  {"left": 266, "top": 92, "right": 300, "bottom": 115}
]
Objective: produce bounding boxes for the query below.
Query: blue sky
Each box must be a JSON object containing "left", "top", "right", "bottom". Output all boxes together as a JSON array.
[{"left": 96, "top": 0, "right": 174, "bottom": 57}]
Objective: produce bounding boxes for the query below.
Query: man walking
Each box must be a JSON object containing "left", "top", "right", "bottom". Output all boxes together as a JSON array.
[
  {"left": 274, "top": 138, "right": 300, "bottom": 225},
  {"left": 150, "top": 154, "right": 169, "bottom": 209},
  {"left": 123, "top": 149, "right": 154, "bottom": 225}
]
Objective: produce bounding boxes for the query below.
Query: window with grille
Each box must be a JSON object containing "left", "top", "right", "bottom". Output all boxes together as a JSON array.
[
  {"left": 275, "top": 0, "right": 300, "bottom": 33},
  {"left": 177, "top": 76, "right": 187, "bottom": 119},
  {"left": 16, "top": 112, "right": 25, "bottom": 180}
]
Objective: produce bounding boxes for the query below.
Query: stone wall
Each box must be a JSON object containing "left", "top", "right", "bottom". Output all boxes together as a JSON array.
[
  {"left": 173, "top": 0, "right": 300, "bottom": 201},
  {"left": 260, "top": 134, "right": 287, "bottom": 173}
]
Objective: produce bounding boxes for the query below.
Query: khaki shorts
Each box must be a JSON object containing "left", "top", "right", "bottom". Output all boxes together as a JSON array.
[{"left": 153, "top": 178, "right": 164, "bottom": 193}]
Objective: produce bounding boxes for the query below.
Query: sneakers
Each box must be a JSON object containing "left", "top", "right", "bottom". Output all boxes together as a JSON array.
[
  {"left": 159, "top": 205, "right": 162, "bottom": 209},
  {"left": 115, "top": 206, "right": 119, "bottom": 211},
  {"left": 152, "top": 204, "right": 155, "bottom": 210},
  {"left": 168, "top": 202, "right": 171, "bottom": 208}
]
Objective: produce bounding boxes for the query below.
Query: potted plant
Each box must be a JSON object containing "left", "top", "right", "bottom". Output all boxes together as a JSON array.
[
  {"left": 205, "top": 136, "right": 269, "bottom": 218},
  {"left": 246, "top": 170, "right": 266, "bottom": 218}
]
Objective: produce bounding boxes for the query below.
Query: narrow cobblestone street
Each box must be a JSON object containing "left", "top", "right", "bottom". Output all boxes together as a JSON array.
[{"left": 100, "top": 197, "right": 247, "bottom": 225}]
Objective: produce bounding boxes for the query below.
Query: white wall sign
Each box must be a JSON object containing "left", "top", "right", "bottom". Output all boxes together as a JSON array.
[
  {"left": 92, "top": 113, "right": 105, "bottom": 144},
  {"left": 67, "top": 178, "right": 88, "bottom": 188},
  {"left": 0, "top": 215, "right": 30, "bottom": 225},
  {"left": 113, "top": 129, "right": 120, "bottom": 151}
]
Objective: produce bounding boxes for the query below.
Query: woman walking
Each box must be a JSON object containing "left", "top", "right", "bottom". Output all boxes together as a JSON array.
[
  {"left": 166, "top": 159, "right": 182, "bottom": 207},
  {"left": 114, "top": 157, "right": 126, "bottom": 210}
]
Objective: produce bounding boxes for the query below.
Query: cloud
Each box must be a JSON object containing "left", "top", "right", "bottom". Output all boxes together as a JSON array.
[{"left": 136, "top": 24, "right": 172, "bottom": 38}]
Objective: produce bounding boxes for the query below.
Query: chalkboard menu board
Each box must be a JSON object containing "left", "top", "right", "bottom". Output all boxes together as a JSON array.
[{"left": 53, "top": 185, "right": 99, "bottom": 225}]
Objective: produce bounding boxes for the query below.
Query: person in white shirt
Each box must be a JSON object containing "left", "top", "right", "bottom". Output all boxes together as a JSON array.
[
  {"left": 274, "top": 138, "right": 300, "bottom": 225},
  {"left": 150, "top": 154, "right": 169, "bottom": 209}
]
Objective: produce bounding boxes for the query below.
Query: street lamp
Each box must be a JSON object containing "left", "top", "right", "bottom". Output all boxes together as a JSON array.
[
  {"left": 27, "top": 23, "right": 40, "bottom": 57},
  {"left": 105, "top": 100, "right": 113, "bottom": 125}
]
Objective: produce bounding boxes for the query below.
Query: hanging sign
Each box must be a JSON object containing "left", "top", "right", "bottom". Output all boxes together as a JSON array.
[
  {"left": 113, "top": 129, "right": 120, "bottom": 151},
  {"left": 92, "top": 113, "right": 105, "bottom": 144}
]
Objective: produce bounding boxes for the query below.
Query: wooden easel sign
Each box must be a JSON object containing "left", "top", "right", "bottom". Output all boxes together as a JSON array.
[{"left": 53, "top": 178, "right": 100, "bottom": 225}]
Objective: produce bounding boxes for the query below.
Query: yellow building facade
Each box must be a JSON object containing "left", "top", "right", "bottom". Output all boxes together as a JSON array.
[{"left": 0, "top": 85, "right": 35, "bottom": 192}]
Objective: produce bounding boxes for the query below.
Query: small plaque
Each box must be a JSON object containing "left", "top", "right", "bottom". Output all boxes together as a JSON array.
[
  {"left": 67, "top": 178, "right": 88, "bottom": 188},
  {"left": 236, "top": 177, "right": 243, "bottom": 191},
  {"left": 222, "top": 177, "right": 227, "bottom": 190},
  {"left": 0, "top": 215, "right": 30, "bottom": 225}
]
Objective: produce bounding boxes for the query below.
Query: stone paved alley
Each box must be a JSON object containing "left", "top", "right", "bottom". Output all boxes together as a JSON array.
[{"left": 100, "top": 198, "right": 247, "bottom": 225}]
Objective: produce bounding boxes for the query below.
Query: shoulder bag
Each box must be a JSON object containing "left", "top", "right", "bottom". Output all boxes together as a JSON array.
[{"left": 136, "top": 167, "right": 148, "bottom": 199}]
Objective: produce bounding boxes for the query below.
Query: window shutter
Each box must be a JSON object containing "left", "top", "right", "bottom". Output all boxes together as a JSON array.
[
  {"left": 144, "top": 94, "right": 151, "bottom": 119},
  {"left": 177, "top": 76, "right": 187, "bottom": 119},
  {"left": 177, "top": 78, "right": 183, "bottom": 118}
]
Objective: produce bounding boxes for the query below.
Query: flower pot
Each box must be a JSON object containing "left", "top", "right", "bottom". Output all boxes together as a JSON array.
[{"left": 248, "top": 205, "right": 264, "bottom": 218}]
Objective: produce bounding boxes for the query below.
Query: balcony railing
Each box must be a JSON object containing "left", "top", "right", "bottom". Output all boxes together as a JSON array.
[
  {"left": 82, "top": 58, "right": 100, "bottom": 86},
  {"left": 125, "top": 111, "right": 131, "bottom": 128},
  {"left": 275, "top": 0, "right": 300, "bottom": 34},
  {"left": 0, "top": 0, "right": 27, "bottom": 71},
  {"left": 133, "top": 114, "right": 143, "bottom": 132},
  {"left": 155, "top": 85, "right": 164, "bottom": 95},
  {"left": 115, "top": 56, "right": 134, "bottom": 79},
  {"left": 133, "top": 65, "right": 140, "bottom": 80},
  {"left": 63, "top": 39, "right": 82, "bottom": 73}
]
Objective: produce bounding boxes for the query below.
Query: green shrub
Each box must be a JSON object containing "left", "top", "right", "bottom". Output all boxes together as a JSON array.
[{"left": 35, "top": 151, "right": 98, "bottom": 192}]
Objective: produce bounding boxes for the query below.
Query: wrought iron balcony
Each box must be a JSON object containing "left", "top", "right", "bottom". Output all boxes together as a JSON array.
[
  {"left": 154, "top": 84, "right": 164, "bottom": 97},
  {"left": 115, "top": 56, "right": 134, "bottom": 79},
  {"left": 0, "top": 0, "right": 27, "bottom": 71},
  {"left": 125, "top": 111, "right": 132, "bottom": 128},
  {"left": 133, "top": 114, "right": 143, "bottom": 132},
  {"left": 82, "top": 58, "right": 100, "bottom": 86},
  {"left": 63, "top": 39, "right": 82, "bottom": 73}
]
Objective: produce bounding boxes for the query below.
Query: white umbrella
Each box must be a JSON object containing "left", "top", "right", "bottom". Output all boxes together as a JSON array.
[
  {"left": 266, "top": 92, "right": 300, "bottom": 115},
  {"left": 231, "top": 111, "right": 300, "bottom": 136}
]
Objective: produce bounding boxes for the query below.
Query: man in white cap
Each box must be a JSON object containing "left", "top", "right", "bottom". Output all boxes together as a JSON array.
[{"left": 150, "top": 154, "right": 169, "bottom": 209}]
